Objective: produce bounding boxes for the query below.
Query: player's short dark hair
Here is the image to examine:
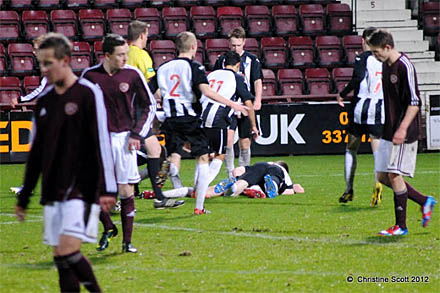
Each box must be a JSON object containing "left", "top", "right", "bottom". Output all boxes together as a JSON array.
[
  {"left": 103, "top": 34, "right": 126, "bottom": 55},
  {"left": 128, "top": 20, "right": 148, "bottom": 42},
  {"left": 39, "top": 33, "right": 72, "bottom": 59},
  {"left": 228, "top": 27, "right": 246, "bottom": 40},
  {"left": 175, "top": 31, "right": 196, "bottom": 54},
  {"left": 367, "top": 29, "right": 395, "bottom": 49},
  {"left": 362, "top": 27, "right": 377, "bottom": 40},
  {"left": 276, "top": 160, "right": 289, "bottom": 174},
  {"left": 224, "top": 51, "right": 241, "bottom": 66}
]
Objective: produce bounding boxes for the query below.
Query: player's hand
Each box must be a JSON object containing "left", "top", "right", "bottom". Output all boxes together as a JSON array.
[
  {"left": 15, "top": 205, "right": 26, "bottom": 222},
  {"left": 10, "top": 97, "right": 19, "bottom": 108},
  {"left": 253, "top": 100, "right": 262, "bottom": 111},
  {"left": 99, "top": 196, "right": 116, "bottom": 213},
  {"left": 392, "top": 128, "right": 407, "bottom": 145},
  {"left": 336, "top": 94, "right": 344, "bottom": 107},
  {"left": 128, "top": 137, "right": 141, "bottom": 151},
  {"left": 231, "top": 102, "right": 249, "bottom": 116},
  {"left": 251, "top": 127, "right": 259, "bottom": 140}
]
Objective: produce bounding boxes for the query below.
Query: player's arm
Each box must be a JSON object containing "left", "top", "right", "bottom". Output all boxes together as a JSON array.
[
  {"left": 251, "top": 58, "right": 263, "bottom": 111},
  {"left": 12, "top": 77, "right": 48, "bottom": 107},
  {"left": 338, "top": 53, "right": 368, "bottom": 106},
  {"left": 199, "top": 83, "right": 248, "bottom": 116},
  {"left": 236, "top": 74, "right": 258, "bottom": 138},
  {"left": 393, "top": 105, "right": 420, "bottom": 144}
]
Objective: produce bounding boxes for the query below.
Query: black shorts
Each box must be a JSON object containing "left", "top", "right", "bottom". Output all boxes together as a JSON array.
[
  {"left": 204, "top": 127, "right": 227, "bottom": 155},
  {"left": 161, "top": 116, "right": 209, "bottom": 157},
  {"left": 348, "top": 123, "right": 383, "bottom": 138},
  {"left": 229, "top": 115, "right": 257, "bottom": 139},
  {"left": 239, "top": 162, "right": 283, "bottom": 190}
]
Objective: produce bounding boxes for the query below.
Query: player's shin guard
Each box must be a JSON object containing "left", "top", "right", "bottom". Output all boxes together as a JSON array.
[
  {"left": 147, "top": 158, "right": 164, "bottom": 200},
  {"left": 195, "top": 163, "right": 210, "bottom": 210},
  {"left": 344, "top": 149, "right": 357, "bottom": 193},
  {"left": 120, "top": 195, "right": 135, "bottom": 243},
  {"left": 54, "top": 256, "right": 80, "bottom": 293},
  {"left": 238, "top": 148, "right": 251, "bottom": 167},
  {"left": 225, "top": 146, "right": 235, "bottom": 178},
  {"left": 63, "top": 251, "right": 101, "bottom": 293},
  {"left": 169, "top": 163, "right": 183, "bottom": 188}
]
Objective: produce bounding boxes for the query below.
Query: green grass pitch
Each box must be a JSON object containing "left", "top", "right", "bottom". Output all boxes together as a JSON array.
[{"left": 0, "top": 153, "right": 439, "bottom": 292}]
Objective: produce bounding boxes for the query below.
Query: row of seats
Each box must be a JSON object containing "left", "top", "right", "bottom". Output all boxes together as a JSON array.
[{"left": 0, "top": 3, "right": 352, "bottom": 42}]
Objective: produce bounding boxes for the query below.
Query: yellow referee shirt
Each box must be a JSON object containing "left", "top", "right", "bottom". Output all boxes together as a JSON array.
[{"left": 127, "top": 45, "right": 155, "bottom": 82}]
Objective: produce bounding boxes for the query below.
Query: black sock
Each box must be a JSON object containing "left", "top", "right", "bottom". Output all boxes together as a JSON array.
[
  {"left": 63, "top": 251, "right": 101, "bottom": 293},
  {"left": 394, "top": 189, "right": 408, "bottom": 230},
  {"left": 147, "top": 158, "right": 164, "bottom": 200},
  {"left": 54, "top": 256, "right": 80, "bottom": 293}
]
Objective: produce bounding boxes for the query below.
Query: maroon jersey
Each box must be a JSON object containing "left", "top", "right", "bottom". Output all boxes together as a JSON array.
[
  {"left": 17, "top": 78, "right": 117, "bottom": 208},
  {"left": 82, "top": 63, "right": 157, "bottom": 139},
  {"left": 382, "top": 53, "right": 422, "bottom": 143}
]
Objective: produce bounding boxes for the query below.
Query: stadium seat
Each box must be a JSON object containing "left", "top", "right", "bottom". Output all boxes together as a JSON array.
[
  {"left": 134, "top": 8, "right": 161, "bottom": 39},
  {"left": 332, "top": 67, "right": 353, "bottom": 94},
  {"left": 272, "top": 5, "right": 299, "bottom": 37},
  {"left": 261, "top": 69, "right": 277, "bottom": 97},
  {"left": 23, "top": 75, "right": 40, "bottom": 94},
  {"left": 244, "top": 38, "right": 260, "bottom": 59},
  {"left": 162, "top": 7, "right": 188, "bottom": 39},
  {"left": 94, "top": 0, "right": 118, "bottom": 9},
  {"left": 217, "top": 7, "right": 244, "bottom": 37},
  {"left": 299, "top": 4, "right": 325, "bottom": 36},
  {"left": 150, "top": 40, "right": 176, "bottom": 69},
  {"left": 8, "top": 43, "right": 34, "bottom": 77},
  {"left": 66, "top": 0, "right": 88, "bottom": 10},
  {"left": 277, "top": 69, "right": 304, "bottom": 96},
  {"left": 202, "top": 0, "right": 224, "bottom": 6},
  {"left": 315, "top": 35, "right": 343, "bottom": 68},
  {"left": 149, "top": 0, "right": 173, "bottom": 8},
  {"left": 326, "top": 3, "right": 352, "bottom": 35},
  {"left": 10, "top": 0, "right": 32, "bottom": 10},
  {"left": 22, "top": 10, "right": 49, "bottom": 41},
  {"left": 107, "top": 9, "right": 132, "bottom": 38},
  {"left": 288, "top": 36, "right": 315, "bottom": 68},
  {"left": 0, "top": 44, "right": 6, "bottom": 76},
  {"left": 245, "top": 6, "right": 272, "bottom": 37},
  {"left": 0, "top": 11, "right": 20, "bottom": 42},
  {"left": 261, "top": 37, "right": 287, "bottom": 69},
  {"left": 205, "top": 38, "right": 230, "bottom": 70},
  {"left": 190, "top": 6, "right": 216, "bottom": 39},
  {"left": 79, "top": 9, "right": 105, "bottom": 41},
  {"left": 71, "top": 42, "right": 92, "bottom": 75},
  {"left": 37, "top": 0, "right": 60, "bottom": 9},
  {"left": 421, "top": 2, "right": 440, "bottom": 36},
  {"left": 256, "top": 0, "right": 281, "bottom": 5},
  {"left": 51, "top": 10, "right": 77, "bottom": 40},
  {"left": 175, "top": 0, "right": 198, "bottom": 6},
  {"left": 305, "top": 68, "right": 331, "bottom": 95},
  {"left": 230, "top": 0, "right": 253, "bottom": 6},
  {"left": 120, "top": 0, "right": 146, "bottom": 8},
  {"left": 195, "top": 39, "right": 205, "bottom": 65},
  {"left": 0, "top": 76, "right": 21, "bottom": 104},
  {"left": 93, "top": 41, "right": 104, "bottom": 64},
  {"left": 342, "top": 35, "right": 363, "bottom": 66}
]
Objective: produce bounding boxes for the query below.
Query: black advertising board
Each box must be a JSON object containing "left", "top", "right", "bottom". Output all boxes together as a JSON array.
[{"left": 0, "top": 111, "right": 34, "bottom": 163}]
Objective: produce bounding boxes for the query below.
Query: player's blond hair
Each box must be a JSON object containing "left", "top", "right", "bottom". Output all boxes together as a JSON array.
[{"left": 175, "top": 31, "right": 196, "bottom": 54}]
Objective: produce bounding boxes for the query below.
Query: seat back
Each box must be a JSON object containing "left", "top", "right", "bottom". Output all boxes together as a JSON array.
[
  {"left": 22, "top": 10, "right": 49, "bottom": 40},
  {"left": 217, "top": 7, "right": 243, "bottom": 37},
  {"left": 262, "top": 69, "right": 276, "bottom": 96},
  {"left": 305, "top": 67, "right": 331, "bottom": 95},
  {"left": 0, "top": 44, "right": 6, "bottom": 75},
  {"left": 422, "top": 2, "right": 440, "bottom": 35},
  {"left": 50, "top": 10, "right": 77, "bottom": 39},
  {"left": 342, "top": 35, "right": 363, "bottom": 66},
  {"left": 162, "top": 7, "right": 188, "bottom": 38},
  {"left": 94, "top": 0, "right": 118, "bottom": 9},
  {"left": 244, "top": 38, "right": 260, "bottom": 59},
  {"left": 93, "top": 41, "right": 104, "bottom": 64},
  {"left": 272, "top": 5, "right": 298, "bottom": 36},
  {"left": 10, "top": 0, "right": 32, "bottom": 10},
  {"left": 71, "top": 42, "right": 91, "bottom": 75},
  {"left": 299, "top": 4, "right": 325, "bottom": 36},
  {"left": 288, "top": 36, "right": 315, "bottom": 68},
  {"left": 0, "top": 76, "right": 21, "bottom": 103},
  {"left": 190, "top": 6, "right": 216, "bottom": 39},
  {"left": 23, "top": 75, "right": 41, "bottom": 94},
  {"left": 315, "top": 35, "right": 342, "bottom": 67},
  {"left": 332, "top": 67, "right": 353, "bottom": 93},
  {"left": 107, "top": 9, "right": 132, "bottom": 37},
  {"left": 277, "top": 69, "right": 303, "bottom": 95},
  {"left": 134, "top": 8, "right": 161, "bottom": 39},
  {"left": 150, "top": 40, "right": 176, "bottom": 69},
  {"left": 79, "top": 9, "right": 105, "bottom": 40},
  {"left": 120, "top": 0, "right": 146, "bottom": 8},
  {"left": 326, "top": 3, "right": 352, "bottom": 35},
  {"left": 66, "top": 0, "right": 88, "bottom": 10},
  {"left": 8, "top": 43, "right": 34, "bottom": 76},
  {"left": 205, "top": 38, "right": 230, "bottom": 70},
  {"left": 0, "top": 11, "right": 20, "bottom": 42},
  {"left": 245, "top": 5, "right": 271, "bottom": 37},
  {"left": 195, "top": 39, "right": 205, "bottom": 65},
  {"left": 38, "top": 0, "right": 60, "bottom": 9},
  {"left": 261, "top": 37, "right": 287, "bottom": 69},
  {"left": 175, "top": 0, "right": 199, "bottom": 7}
]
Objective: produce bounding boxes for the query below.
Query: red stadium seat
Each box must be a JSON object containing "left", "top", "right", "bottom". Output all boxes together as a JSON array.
[
  {"left": 8, "top": 43, "right": 34, "bottom": 76},
  {"left": 120, "top": 0, "right": 146, "bottom": 8},
  {"left": 217, "top": 7, "right": 243, "bottom": 37},
  {"left": 277, "top": 69, "right": 304, "bottom": 96},
  {"left": 162, "top": 7, "right": 188, "bottom": 39},
  {"left": 79, "top": 9, "right": 105, "bottom": 41},
  {"left": 23, "top": 75, "right": 41, "bottom": 94},
  {"left": 94, "top": 0, "right": 118, "bottom": 9},
  {"left": 305, "top": 68, "right": 331, "bottom": 95},
  {"left": 315, "top": 35, "right": 342, "bottom": 68},
  {"left": 0, "top": 11, "right": 20, "bottom": 42},
  {"left": 244, "top": 38, "right": 260, "bottom": 59},
  {"left": 299, "top": 4, "right": 325, "bottom": 36},
  {"left": 261, "top": 37, "right": 287, "bottom": 69},
  {"left": 288, "top": 36, "right": 315, "bottom": 68},
  {"left": 0, "top": 76, "right": 21, "bottom": 104},
  {"left": 175, "top": 0, "right": 198, "bottom": 6},
  {"left": 342, "top": 35, "right": 363, "bottom": 66},
  {"left": 326, "top": 3, "right": 352, "bottom": 35},
  {"left": 107, "top": 9, "right": 132, "bottom": 38},
  {"left": 149, "top": 0, "right": 172, "bottom": 8},
  {"left": 0, "top": 44, "right": 6, "bottom": 75},
  {"left": 51, "top": 10, "right": 77, "bottom": 40},
  {"left": 66, "top": 0, "right": 88, "bottom": 10},
  {"left": 245, "top": 6, "right": 271, "bottom": 37},
  {"left": 421, "top": 2, "right": 440, "bottom": 36},
  {"left": 93, "top": 41, "right": 104, "bottom": 64},
  {"left": 10, "top": 0, "right": 32, "bottom": 10},
  {"left": 22, "top": 10, "right": 49, "bottom": 41},
  {"left": 205, "top": 38, "right": 230, "bottom": 70},
  {"left": 190, "top": 6, "right": 216, "bottom": 39},
  {"left": 195, "top": 39, "right": 205, "bottom": 65},
  {"left": 332, "top": 67, "right": 353, "bottom": 94},
  {"left": 261, "top": 69, "right": 277, "bottom": 97},
  {"left": 38, "top": 0, "right": 60, "bottom": 9},
  {"left": 150, "top": 40, "right": 176, "bottom": 69},
  {"left": 272, "top": 5, "right": 298, "bottom": 37},
  {"left": 134, "top": 8, "right": 161, "bottom": 39},
  {"left": 71, "top": 42, "right": 92, "bottom": 75}
]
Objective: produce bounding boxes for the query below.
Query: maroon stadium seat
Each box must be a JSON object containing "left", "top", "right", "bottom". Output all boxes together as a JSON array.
[
  {"left": 277, "top": 69, "right": 304, "bottom": 96},
  {"left": 205, "top": 38, "right": 230, "bottom": 70},
  {"left": 107, "top": 9, "right": 132, "bottom": 38},
  {"left": 71, "top": 42, "right": 92, "bottom": 75},
  {"left": 162, "top": 7, "right": 188, "bottom": 39},
  {"left": 10, "top": 0, "right": 32, "bottom": 10},
  {"left": 217, "top": 7, "right": 244, "bottom": 37},
  {"left": 332, "top": 67, "right": 353, "bottom": 95},
  {"left": 38, "top": 0, "right": 60, "bottom": 9},
  {"left": 315, "top": 35, "right": 342, "bottom": 68},
  {"left": 288, "top": 36, "right": 315, "bottom": 68},
  {"left": 93, "top": 41, "right": 104, "bottom": 64},
  {"left": 245, "top": 5, "right": 271, "bottom": 37},
  {"left": 342, "top": 35, "right": 363, "bottom": 66},
  {"left": 0, "top": 76, "right": 21, "bottom": 104},
  {"left": 51, "top": 10, "right": 77, "bottom": 40},
  {"left": 149, "top": 0, "right": 172, "bottom": 8},
  {"left": 305, "top": 68, "right": 331, "bottom": 95},
  {"left": 299, "top": 4, "right": 325, "bottom": 36},
  {"left": 261, "top": 69, "right": 277, "bottom": 97},
  {"left": 422, "top": 2, "right": 440, "bottom": 36},
  {"left": 94, "top": 0, "right": 118, "bottom": 9},
  {"left": 190, "top": 6, "right": 216, "bottom": 39},
  {"left": 244, "top": 38, "right": 260, "bottom": 59},
  {"left": 23, "top": 75, "right": 41, "bottom": 94},
  {"left": 261, "top": 37, "right": 287, "bottom": 69},
  {"left": 120, "top": 0, "right": 145, "bottom": 8},
  {"left": 195, "top": 39, "right": 205, "bottom": 65},
  {"left": 134, "top": 8, "right": 161, "bottom": 39},
  {"left": 272, "top": 5, "right": 298, "bottom": 37},
  {"left": 326, "top": 3, "right": 352, "bottom": 35},
  {"left": 0, "top": 11, "right": 20, "bottom": 42},
  {"left": 66, "top": 0, "right": 88, "bottom": 10},
  {"left": 150, "top": 40, "right": 176, "bottom": 69},
  {"left": 175, "top": 0, "right": 198, "bottom": 6},
  {"left": 79, "top": 9, "right": 105, "bottom": 41},
  {"left": 22, "top": 10, "right": 49, "bottom": 41},
  {"left": 0, "top": 44, "right": 6, "bottom": 75},
  {"left": 8, "top": 43, "right": 34, "bottom": 76}
]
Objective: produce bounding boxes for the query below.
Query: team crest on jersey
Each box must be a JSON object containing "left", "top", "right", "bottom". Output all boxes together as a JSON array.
[
  {"left": 65, "top": 102, "right": 78, "bottom": 115},
  {"left": 390, "top": 74, "right": 398, "bottom": 84},
  {"left": 119, "top": 82, "right": 129, "bottom": 93}
]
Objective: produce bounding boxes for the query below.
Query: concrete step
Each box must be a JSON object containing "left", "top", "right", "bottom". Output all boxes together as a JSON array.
[
  {"left": 356, "top": 10, "right": 412, "bottom": 22},
  {"left": 418, "top": 71, "right": 440, "bottom": 85},
  {"left": 413, "top": 61, "right": 440, "bottom": 73},
  {"left": 395, "top": 40, "right": 430, "bottom": 53},
  {"left": 344, "top": 0, "right": 406, "bottom": 11},
  {"left": 357, "top": 28, "right": 424, "bottom": 41},
  {"left": 356, "top": 19, "right": 419, "bottom": 30},
  {"left": 406, "top": 51, "right": 436, "bottom": 60},
  {"left": 420, "top": 84, "right": 440, "bottom": 92}
]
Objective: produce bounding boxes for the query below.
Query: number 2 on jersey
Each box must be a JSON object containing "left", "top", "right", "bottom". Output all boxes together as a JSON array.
[
  {"left": 209, "top": 79, "right": 224, "bottom": 93},
  {"left": 170, "top": 74, "right": 180, "bottom": 97}
]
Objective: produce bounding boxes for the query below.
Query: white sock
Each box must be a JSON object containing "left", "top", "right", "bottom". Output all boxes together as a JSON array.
[
  {"left": 344, "top": 149, "right": 357, "bottom": 193},
  {"left": 169, "top": 163, "right": 183, "bottom": 188},
  {"left": 373, "top": 150, "right": 379, "bottom": 182},
  {"left": 225, "top": 146, "right": 235, "bottom": 178},
  {"left": 195, "top": 163, "right": 210, "bottom": 210},
  {"left": 238, "top": 148, "right": 251, "bottom": 167},
  {"left": 207, "top": 158, "right": 223, "bottom": 185},
  {"left": 163, "top": 187, "right": 189, "bottom": 198}
]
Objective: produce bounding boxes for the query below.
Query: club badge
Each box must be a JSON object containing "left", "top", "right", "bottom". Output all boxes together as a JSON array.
[
  {"left": 119, "top": 82, "right": 129, "bottom": 93},
  {"left": 65, "top": 102, "right": 78, "bottom": 115},
  {"left": 390, "top": 74, "right": 398, "bottom": 84}
]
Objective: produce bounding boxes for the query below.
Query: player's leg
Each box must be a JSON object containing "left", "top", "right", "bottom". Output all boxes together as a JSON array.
[
  {"left": 96, "top": 211, "right": 118, "bottom": 251},
  {"left": 205, "top": 128, "right": 227, "bottom": 185},
  {"left": 194, "top": 154, "right": 211, "bottom": 214},
  {"left": 225, "top": 129, "right": 236, "bottom": 178},
  {"left": 370, "top": 135, "right": 383, "bottom": 206},
  {"left": 119, "top": 184, "right": 137, "bottom": 253},
  {"left": 339, "top": 133, "right": 361, "bottom": 203},
  {"left": 237, "top": 117, "right": 252, "bottom": 167}
]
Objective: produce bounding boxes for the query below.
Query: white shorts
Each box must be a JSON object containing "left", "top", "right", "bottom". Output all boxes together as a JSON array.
[
  {"left": 111, "top": 131, "right": 140, "bottom": 184},
  {"left": 375, "top": 139, "right": 418, "bottom": 178},
  {"left": 43, "top": 199, "right": 100, "bottom": 246}
]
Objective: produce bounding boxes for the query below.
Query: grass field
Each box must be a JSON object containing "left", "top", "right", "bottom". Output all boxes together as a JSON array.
[{"left": 0, "top": 153, "right": 439, "bottom": 292}]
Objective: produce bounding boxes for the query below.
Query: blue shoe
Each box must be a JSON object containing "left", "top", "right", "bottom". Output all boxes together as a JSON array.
[
  {"left": 214, "top": 177, "right": 236, "bottom": 194},
  {"left": 264, "top": 174, "right": 277, "bottom": 198},
  {"left": 422, "top": 196, "right": 437, "bottom": 228},
  {"left": 378, "top": 225, "right": 408, "bottom": 236}
]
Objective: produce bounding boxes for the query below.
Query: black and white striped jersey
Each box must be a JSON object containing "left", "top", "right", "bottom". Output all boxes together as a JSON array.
[
  {"left": 200, "top": 69, "right": 254, "bottom": 129},
  {"left": 157, "top": 57, "right": 208, "bottom": 118}
]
